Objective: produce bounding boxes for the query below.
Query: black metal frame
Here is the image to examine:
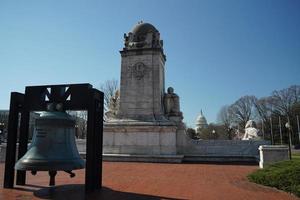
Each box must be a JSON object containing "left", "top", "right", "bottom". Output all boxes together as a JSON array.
[{"left": 3, "top": 83, "right": 103, "bottom": 192}]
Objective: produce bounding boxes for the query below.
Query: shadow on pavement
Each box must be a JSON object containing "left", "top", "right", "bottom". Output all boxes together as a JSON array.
[{"left": 33, "top": 184, "right": 184, "bottom": 200}]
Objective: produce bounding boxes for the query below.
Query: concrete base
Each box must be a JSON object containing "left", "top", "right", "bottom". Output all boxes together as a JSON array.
[
  {"left": 103, "top": 154, "right": 184, "bottom": 163},
  {"left": 79, "top": 153, "right": 256, "bottom": 163},
  {"left": 103, "top": 120, "right": 178, "bottom": 155},
  {"left": 76, "top": 134, "right": 270, "bottom": 163},
  {"left": 183, "top": 155, "right": 257, "bottom": 163},
  {"left": 0, "top": 137, "right": 271, "bottom": 164},
  {"left": 102, "top": 121, "right": 268, "bottom": 163},
  {"left": 79, "top": 151, "right": 183, "bottom": 163},
  {"left": 259, "top": 145, "right": 289, "bottom": 168},
  {"left": 177, "top": 133, "right": 270, "bottom": 155}
]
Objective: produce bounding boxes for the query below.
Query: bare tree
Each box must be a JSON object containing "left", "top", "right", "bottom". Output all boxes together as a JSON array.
[
  {"left": 76, "top": 111, "right": 87, "bottom": 139},
  {"left": 68, "top": 111, "right": 87, "bottom": 139},
  {"left": 271, "top": 85, "right": 300, "bottom": 119},
  {"left": 291, "top": 85, "right": 300, "bottom": 104},
  {"left": 99, "top": 79, "right": 119, "bottom": 112},
  {"left": 217, "top": 105, "right": 234, "bottom": 139},
  {"left": 221, "top": 85, "right": 300, "bottom": 144},
  {"left": 271, "top": 85, "right": 300, "bottom": 144},
  {"left": 230, "top": 95, "right": 257, "bottom": 129},
  {"left": 253, "top": 96, "right": 274, "bottom": 127},
  {"left": 253, "top": 96, "right": 276, "bottom": 142},
  {"left": 186, "top": 128, "right": 197, "bottom": 139}
]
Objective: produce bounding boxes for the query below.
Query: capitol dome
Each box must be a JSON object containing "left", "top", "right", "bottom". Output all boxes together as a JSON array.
[{"left": 196, "top": 110, "right": 208, "bottom": 130}]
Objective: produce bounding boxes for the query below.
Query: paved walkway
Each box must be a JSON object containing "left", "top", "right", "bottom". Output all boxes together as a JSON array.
[{"left": 0, "top": 162, "right": 298, "bottom": 200}]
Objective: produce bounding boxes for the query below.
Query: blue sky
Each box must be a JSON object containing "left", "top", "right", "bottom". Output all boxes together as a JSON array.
[{"left": 0, "top": 0, "right": 299, "bottom": 127}]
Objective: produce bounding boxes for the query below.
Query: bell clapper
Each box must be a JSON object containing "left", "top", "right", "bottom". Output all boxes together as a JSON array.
[
  {"left": 49, "top": 171, "right": 57, "bottom": 186},
  {"left": 64, "top": 170, "right": 76, "bottom": 178}
]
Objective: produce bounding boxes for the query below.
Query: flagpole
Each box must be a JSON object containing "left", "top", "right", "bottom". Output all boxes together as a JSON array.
[
  {"left": 270, "top": 117, "right": 274, "bottom": 144},
  {"left": 279, "top": 116, "right": 283, "bottom": 144},
  {"left": 297, "top": 115, "right": 300, "bottom": 143}
]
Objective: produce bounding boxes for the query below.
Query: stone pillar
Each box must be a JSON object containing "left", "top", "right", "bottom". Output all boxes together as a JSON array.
[{"left": 117, "top": 22, "right": 166, "bottom": 121}]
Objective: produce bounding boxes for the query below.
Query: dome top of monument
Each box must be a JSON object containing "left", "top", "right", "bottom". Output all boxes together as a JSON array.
[
  {"left": 196, "top": 110, "right": 208, "bottom": 126},
  {"left": 131, "top": 21, "right": 159, "bottom": 36},
  {"left": 123, "top": 21, "right": 164, "bottom": 55}
]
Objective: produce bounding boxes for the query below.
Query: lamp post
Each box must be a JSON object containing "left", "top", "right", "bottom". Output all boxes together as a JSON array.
[
  {"left": 261, "top": 119, "right": 265, "bottom": 140},
  {"left": 212, "top": 129, "right": 216, "bottom": 139},
  {"left": 227, "top": 125, "right": 233, "bottom": 140},
  {"left": 279, "top": 116, "right": 283, "bottom": 145},
  {"left": 75, "top": 124, "right": 79, "bottom": 139},
  {"left": 270, "top": 117, "right": 274, "bottom": 145},
  {"left": 237, "top": 124, "right": 240, "bottom": 139},
  {"left": 297, "top": 115, "right": 300, "bottom": 144},
  {"left": 285, "top": 122, "right": 292, "bottom": 160}
]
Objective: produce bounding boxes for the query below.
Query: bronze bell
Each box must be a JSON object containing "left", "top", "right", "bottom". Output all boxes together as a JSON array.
[{"left": 15, "top": 103, "right": 85, "bottom": 185}]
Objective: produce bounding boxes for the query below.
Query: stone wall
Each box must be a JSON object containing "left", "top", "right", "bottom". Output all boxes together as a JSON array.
[
  {"left": 176, "top": 130, "right": 271, "bottom": 162},
  {"left": 103, "top": 122, "right": 177, "bottom": 155}
]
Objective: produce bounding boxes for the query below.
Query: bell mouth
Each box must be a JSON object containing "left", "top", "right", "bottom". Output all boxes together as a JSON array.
[{"left": 15, "top": 159, "right": 85, "bottom": 171}]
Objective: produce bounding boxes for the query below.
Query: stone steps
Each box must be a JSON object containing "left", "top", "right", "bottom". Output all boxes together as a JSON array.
[{"left": 79, "top": 152, "right": 258, "bottom": 164}]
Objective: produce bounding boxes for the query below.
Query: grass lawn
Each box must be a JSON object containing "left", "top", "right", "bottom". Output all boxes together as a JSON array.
[{"left": 248, "top": 154, "right": 300, "bottom": 197}]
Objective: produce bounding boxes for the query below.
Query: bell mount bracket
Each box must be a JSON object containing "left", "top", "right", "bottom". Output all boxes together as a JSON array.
[{"left": 3, "top": 83, "right": 103, "bottom": 193}]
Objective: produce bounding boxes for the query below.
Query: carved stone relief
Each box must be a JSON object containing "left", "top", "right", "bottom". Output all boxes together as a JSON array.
[{"left": 127, "top": 62, "right": 150, "bottom": 80}]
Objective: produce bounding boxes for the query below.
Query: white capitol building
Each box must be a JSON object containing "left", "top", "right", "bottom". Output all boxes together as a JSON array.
[{"left": 195, "top": 110, "right": 208, "bottom": 134}]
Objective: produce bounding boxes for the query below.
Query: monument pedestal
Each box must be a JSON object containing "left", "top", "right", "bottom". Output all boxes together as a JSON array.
[{"left": 103, "top": 120, "right": 178, "bottom": 156}]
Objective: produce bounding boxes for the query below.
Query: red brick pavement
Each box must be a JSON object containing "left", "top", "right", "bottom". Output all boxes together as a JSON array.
[{"left": 0, "top": 162, "right": 298, "bottom": 200}]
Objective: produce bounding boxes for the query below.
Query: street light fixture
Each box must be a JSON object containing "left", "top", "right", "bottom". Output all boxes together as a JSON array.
[
  {"left": 75, "top": 124, "right": 79, "bottom": 138},
  {"left": 212, "top": 129, "right": 216, "bottom": 139},
  {"left": 285, "top": 122, "right": 292, "bottom": 160},
  {"left": 227, "top": 125, "right": 233, "bottom": 140},
  {"left": 0, "top": 122, "right": 5, "bottom": 131}
]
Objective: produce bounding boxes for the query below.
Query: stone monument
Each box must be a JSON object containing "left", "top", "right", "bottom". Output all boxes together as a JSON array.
[
  {"left": 99, "top": 22, "right": 270, "bottom": 163},
  {"left": 103, "top": 22, "right": 183, "bottom": 159}
]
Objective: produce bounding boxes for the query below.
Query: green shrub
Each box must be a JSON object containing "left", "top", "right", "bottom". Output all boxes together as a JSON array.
[{"left": 248, "top": 158, "right": 300, "bottom": 197}]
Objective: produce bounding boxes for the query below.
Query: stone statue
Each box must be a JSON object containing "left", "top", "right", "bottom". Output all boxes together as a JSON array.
[
  {"left": 242, "top": 120, "right": 261, "bottom": 140},
  {"left": 164, "top": 87, "right": 183, "bottom": 121}
]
